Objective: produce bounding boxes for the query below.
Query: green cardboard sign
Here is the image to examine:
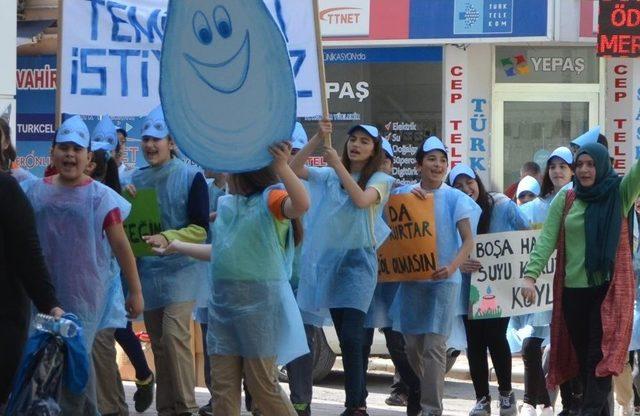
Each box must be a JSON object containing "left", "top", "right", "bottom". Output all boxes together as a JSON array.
[{"left": 123, "top": 189, "right": 162, "bottom": 257}]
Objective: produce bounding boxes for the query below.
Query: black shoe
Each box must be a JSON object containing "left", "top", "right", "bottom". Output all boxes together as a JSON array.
[
  {"left": 293, "top": 404, "right": 311, "bottom": 416},
  {"left": 340, "top": 409, "right": 369, "bottom": 416},
  {"left": 198, "top": 402, "right": 213, "bottom": 416},
  {"left": 385, "top": 391, "right": 408, "bottom": 407},
  {"left": 133, "top": 373, "right": 155, "bottom": 413}
]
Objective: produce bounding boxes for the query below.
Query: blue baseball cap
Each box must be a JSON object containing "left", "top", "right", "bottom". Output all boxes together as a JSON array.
[
  {"left": 381, "top": 138, "right": 394, "bottom": 159},
  {"left": 517, "top": 175, "right": 541, "bottom": 198},
  {"left": 548, "top": 146, "right": 573, "bottom": 165},
  {"left": 56, "top": 115, "right": 91, "bottom": 148},
  {"left": 141, "top": 105, "right": 170, "bottom": 139},
  {"left": 421, "top": 136, "right": 447, "bottom": 154},
  {"left": 348, "top": 124, "right": 379, "bottom": 140},
  {"left": 449, "top": 163, "right": 476, "bottom": 186},
  {"left": 291, "top": 122, "right": 308, "bottom": 150},
  {"left": 91, "top": 115, "right": 118, "bottom": 151},
  {"left": 571, "top": 126, "right": 600, "bottom": 148}
]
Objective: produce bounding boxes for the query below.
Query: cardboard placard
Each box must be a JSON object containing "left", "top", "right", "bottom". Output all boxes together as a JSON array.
[
  {"left": 123, "top": 189, "right": 162, "bottom": 257},
  {"left": 469, "top": 230, "right": 555, "bottom": 320},
  {"left": 377, "top": 193, "right": 438, "bottom": 282}
]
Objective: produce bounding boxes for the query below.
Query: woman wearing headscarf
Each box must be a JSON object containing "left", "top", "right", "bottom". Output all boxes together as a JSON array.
[{"left": 522, "top": 142, "right": 640, "bottom": 414}]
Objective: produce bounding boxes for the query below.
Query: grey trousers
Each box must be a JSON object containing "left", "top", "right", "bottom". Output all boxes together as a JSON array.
[{"left": 404, "top": 333, "right": 447, "bottom": 416}]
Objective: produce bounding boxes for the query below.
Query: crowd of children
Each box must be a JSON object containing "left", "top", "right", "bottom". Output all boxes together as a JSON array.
[{"left": 2, "top": 107, "right": 640, "bottom": 416}]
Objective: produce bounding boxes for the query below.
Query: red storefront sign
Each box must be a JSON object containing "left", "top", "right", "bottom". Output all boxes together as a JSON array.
[{"left": 598, "top": 0, "right": 640, "bottom": 57}]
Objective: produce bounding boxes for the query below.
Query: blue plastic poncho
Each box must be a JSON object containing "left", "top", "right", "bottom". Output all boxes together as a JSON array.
[
  {"left": 206, "top": 185, "right": 308, "bottom": 365},
  {"left": 450, "top": 193, "right": 529, "bottom": 349},
  {"left": 131, "top": 158, "right": 208, "bottom": 310},
  {"left": 22, "top": 178, "right": 131, "bottom": 349},
  {"left": 194, "top": 179, "right": 227, "bottom": 324},
  {"left": 12, "top": 167, "right": 38, "bottom": 183},
  {"left": 389, "top": 183, "right": 481, "bottom": 336},
  {"left": 365, "top": 180, "right": 402, "bottom": 329},
  {"left": 518, "top": 196, "right": 552, "bottom": 230},
  {"left": 97, "top": 260, "right": 127, "bottom": 330},
  {"left": 298, "top": 168, "right": 394, "bottom": 315},
  {"left": 365, "top": 282, "right": 400, "bottom": 329}
]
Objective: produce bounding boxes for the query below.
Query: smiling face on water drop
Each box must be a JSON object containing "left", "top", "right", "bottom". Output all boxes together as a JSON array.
[
  {"left": 160, "top": 0, "right": 296, "bottom": 172},
  {"left": 184, "top": 5, "right": 251, "bottom": 94}
]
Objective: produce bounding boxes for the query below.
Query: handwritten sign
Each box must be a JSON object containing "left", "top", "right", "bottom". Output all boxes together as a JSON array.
[
  {"left": 377, "top": 194, "right": 438, "bottom": 282},
  {"left": 123, "top": 189, "right": 162, "bottom": 257},
  {"left": 469, "top": 230, "right": 555, "bottom": 320},
  {"left": 598, "top": 0, "right": 640, "bottom": 57}
]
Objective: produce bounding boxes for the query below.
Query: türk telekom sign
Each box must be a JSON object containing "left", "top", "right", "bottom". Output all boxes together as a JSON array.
[
  {"left": 598, "top": 0, "right": 640, "bottom": 57},
  {"left": 319, "top": 0, "right": 370, "bottom": 37}
]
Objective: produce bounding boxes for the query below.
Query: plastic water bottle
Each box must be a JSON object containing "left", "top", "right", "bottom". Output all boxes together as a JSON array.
[{"left": 33, "top": 313, "right": 78, "bottom": 338}]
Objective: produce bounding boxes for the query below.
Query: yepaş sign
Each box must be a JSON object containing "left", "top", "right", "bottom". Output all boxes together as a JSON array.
[{"left": 598, "top": 0, "right": 640, "bottom": 57}]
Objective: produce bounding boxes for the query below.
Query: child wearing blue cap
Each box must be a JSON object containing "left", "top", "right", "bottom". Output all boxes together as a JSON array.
[
  {"left": 513, "top": 147, "right": 574, "bottom": 416},
  {"left": 447, "top": 163, "right": 528, "bottom": 416},
  {"left": 291, "top": 120, "right": 395, "bottom": 416},
  {"left": 124, "top": 105, "right": 209, "bottom": 416},
  {"left": 389, "top": 137, "right": 480, "bottom": 416},
  {"left": 154, "top": 141, "right": 309, "bottom": 416},
  {"left": 20, "top": 115, "right": 144, "bottom": 414}
]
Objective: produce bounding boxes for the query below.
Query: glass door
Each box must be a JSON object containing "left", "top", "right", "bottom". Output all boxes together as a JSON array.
[{"left": 492, "top": 91, "right": 599, "bottom": 190}]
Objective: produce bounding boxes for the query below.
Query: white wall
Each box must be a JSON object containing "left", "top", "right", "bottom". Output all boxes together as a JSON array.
[
  {"left": 0, "top": 0, "right": 17, "bottom": 145},
  {"left": 0, "top": 0, "right": 17, "bottom": 97}
]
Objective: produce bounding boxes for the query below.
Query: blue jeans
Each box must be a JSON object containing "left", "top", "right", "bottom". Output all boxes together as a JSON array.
[
  {"left": 286, "top": 324, "right": 316, "bottom": 405},
  {"left": 330, "top": 308, "right": 369, "bottom": 408}
]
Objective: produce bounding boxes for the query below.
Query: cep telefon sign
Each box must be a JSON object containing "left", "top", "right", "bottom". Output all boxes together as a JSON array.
[{"left": 598, "top": 0, "right": 640, "bottom": 57}]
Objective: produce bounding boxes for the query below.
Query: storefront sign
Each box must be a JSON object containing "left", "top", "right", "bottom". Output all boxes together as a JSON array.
[
  {"left": 466, "top": 45, "right": 491, "bottom": 182},
  {"left": 453, "top": 0, "right": 514, "bottom": 35},
  {"left": 606, "top": 59, "right": 634, "bottom": 173},
  {"left": 445, "top": 56, "right": 467, "bottom": 169},
  {"left": 598, "top": 0, "right": 640, "bottom": 57},
  {"left": 320, "top": 0, "right": 549, "bottom": 44},
  {"left": 16, "top": 56, "right": 56, "bottom": 142},
  {"left": 15, "top": 56, "right": 56, "bottom": 177},
  {"left": 315, "top": 46, "right": 443, "bottom": 185},
  {"left": 378, "top": 193, "right": 438, "bottom": 283},
  {"left": 443, "top": 45, "right": 492, "bottom": 184},
  {"left": 495, "top": 47, "right": 599, "bottom": 83},
  {"left": 469, "top": 230, "right": 555, "bottom": 320},
  {"left": 409, "top": 0, "right": 549, "bottom": 42},
  {"left": 319, "top": 0, "right": 370, "bottom": 37}
]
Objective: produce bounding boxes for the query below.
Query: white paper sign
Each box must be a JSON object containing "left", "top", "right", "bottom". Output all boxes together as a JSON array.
[
  {"left": 60, "top": 0, "right": 321, "bottom": 119},
  {"left": 469, "top": 230, "right": 555, "bottom": 320}
]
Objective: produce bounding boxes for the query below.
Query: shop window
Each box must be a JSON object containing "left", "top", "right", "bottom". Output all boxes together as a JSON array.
[{"left": 302, "top": 47, "right": 443, "bottom": 184}]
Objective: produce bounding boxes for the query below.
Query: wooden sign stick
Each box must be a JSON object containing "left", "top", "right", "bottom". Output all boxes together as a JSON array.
[{"left": 312, "top": 0, "right": 331, "bottom": 147}]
